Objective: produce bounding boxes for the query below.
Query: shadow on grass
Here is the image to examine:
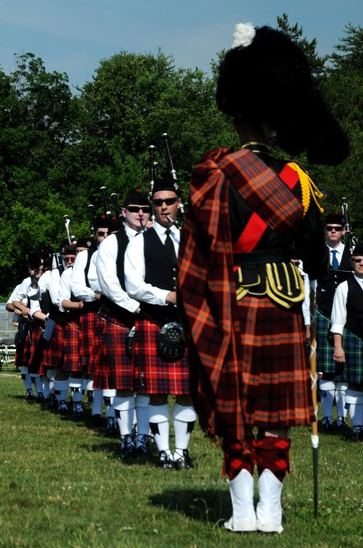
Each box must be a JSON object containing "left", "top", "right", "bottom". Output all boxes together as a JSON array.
[{"left": 150, "top": 488, "right": 230, "bottom": 524}]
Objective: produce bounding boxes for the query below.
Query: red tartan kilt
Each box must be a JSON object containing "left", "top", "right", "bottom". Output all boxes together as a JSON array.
[
  {"left": 79, "top": 311, "right": 98, "bottom": 368},
  {"left": 28, "top": 323, "right": 45, "bottom": 375},
  {"left": 15, "top": 331, "right": 29, "bottom": 368},
  {"left": 93, "top": 311, "right": 134, "bottom": 390},
  {"left": 42, "top": 324, "right": 65, "bottom": 370},
  {"left": 64, "top": 321, "right": 82, "bottom": 372},
  {"left": 133, "top": 318, "right": 190, "bottom": 395},
  {"left": 88, "top": 315, "right": 103, "bottom": 377},
  {"left": 236, "top": 295, "right": 314, "bottom": 428}
]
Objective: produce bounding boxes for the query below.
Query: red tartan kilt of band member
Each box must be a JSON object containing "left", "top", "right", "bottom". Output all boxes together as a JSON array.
[
  {"left": 15, "top": 331, "right": 29, "bottom": 369},
  {"left": 88, "top": 316, "right": 103, "bottom": 377},
  {"left": 133, "top": 318, "right": 190, "bottom": 395},
  {"left": 42, "top": 324, "right": 65, "bottom": 370},
  {"left": 93, "top": 310, "right": 134, "bottom": 390},
  {"left": 63, "top": 321, "right": 81, "bottom": 372},
  {"left": 237, "top": 295, "right": 314, "bottom": 428},
  {"left": 28, "top": 322, "right": 45, "bottom": 375},
  {"left": 79, "top": 311, "right": 98, "bottom": 370}
]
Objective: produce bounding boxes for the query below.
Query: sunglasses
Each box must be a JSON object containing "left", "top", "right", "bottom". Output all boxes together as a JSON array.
[
  {"left": 97, "top": 231, "right": 108, "bottom": 237},
  {"left": 353, "top": 258, "right": 363, "bottom": 264},
  {"left": 152, "top": 197, "right": 178, "bottom": 207},
  {"left": 127, "top": 206, "right": 151, "bottom": 214},
  {"left": 64, "top": 257, "right": 75, "bottom": 263},
  {"left": 326, "top": 225, "right": 343, "bottom": 232}
]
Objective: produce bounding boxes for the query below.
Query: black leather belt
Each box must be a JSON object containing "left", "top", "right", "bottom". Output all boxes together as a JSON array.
[{"left": 233, "top": 248, "right": 291, "bottom": 265}]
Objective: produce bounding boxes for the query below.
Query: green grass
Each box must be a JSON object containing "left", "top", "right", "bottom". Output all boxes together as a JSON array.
[{"left": 0, "top": 375, "right": 362, "bottom": 548}]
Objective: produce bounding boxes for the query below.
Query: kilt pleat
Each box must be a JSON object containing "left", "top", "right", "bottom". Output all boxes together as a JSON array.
[
  {"left": 15, "top": 331, "right": 29, "bottom": 369},
  {"left": 42, "top": 324, "right": 65, "bottom": 370},
  {"left": 93, "top": 311, "right": 134, "bottom": 390},
  {"left": 134, "top": 318, "right": 190, "bottom": 395},
  {"left": 28, "top": 323, "right": 45, "bottom": 375},
  {"left": 343, "top": 329, "right": 363, "bottom": 386},
  {"left": 316, "top": 310, "right": 336, "bottom": 375},
  {"left": 237, "top": 295, "right": 314, "bottom": 427},
  {"left": 64, "top": 321, "right": 81, "bottom": 372},
  {"left": 79, "top": 311, "right": 98, "bottom": 367}
]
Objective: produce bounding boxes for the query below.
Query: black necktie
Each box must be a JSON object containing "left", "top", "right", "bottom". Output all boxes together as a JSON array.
[{"left": 165, "top": 229, "right": 177, "bottom": 266}]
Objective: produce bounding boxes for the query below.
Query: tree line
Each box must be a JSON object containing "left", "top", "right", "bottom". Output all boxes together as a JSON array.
[{"left": 1, "top": 15, "right": 362, "bottom": 296}]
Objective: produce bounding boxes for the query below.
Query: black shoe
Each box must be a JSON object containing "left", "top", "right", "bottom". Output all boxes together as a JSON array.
[
  {"left": 120, "top": 435, "right": 135, "bottom": 458},
  {"left": 135, "top": 435, "right": 152, "bottom": 456},
  {"left": 335, "top": 418, "right": 351, "bottom": 436},
  {"left": 87, "top": 391, "right": 94, "bottom": 404},
  {"left": 351, "top": 426, "right": 363, "bottom": 441},
  {"left": 57, "top": 400, "right": 68, "bottom": 415},
  {"left": 106, "top": 418, "right": 118, "bottom": 437},
  {"left": 320, "top": 417, "right": 335, "bottom": 434},
  {"left": 26, "top": 390, "right": 34, "bottom": 402},
  {"left": 92, "top": 414, "right": 104, "bottom": 427},
  {"left": 158, "top": 450, "right": 175, "bottom": 469},
  {"left": 72, "top": 402, "right": 83, "bottom": 420},
  {"left": 36, "top": 392, "right": 45, "bottom": 403},
  {"left": 173, "top": 449, "right": 195, "bottom": 470}
]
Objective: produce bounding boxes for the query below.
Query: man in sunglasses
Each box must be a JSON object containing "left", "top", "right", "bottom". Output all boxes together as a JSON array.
[
  {"left": 124, "top": 178, "right": 197, "bottom": 469},
  {"left": 331, "top": 244, "right": 363, "bottom": 439},
  {"left": 316, "top": 213, "right": 353, "bottom": 433},
  {"left": 70, "top": 222, "right": 110, "bottom": 420},
  {"left": 95, "top": 189, "right": 152, "bottom": 454}
]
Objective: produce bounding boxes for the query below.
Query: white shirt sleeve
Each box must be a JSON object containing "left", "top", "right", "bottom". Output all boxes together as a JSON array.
[
  {"left": 124, "top": 232, "right": 169, "bottom": 305},
  {"left": 70, "top": 250, "right": 95, "bottom": 302},
  {"left": 7, "top": 284, "right": 21, "bottom": 304},
  {"left": 48, "top": 269, "right": 61, "bottom": 306},
  {"left": 96, "top": 234, "right": 140, "bottom": 313},
  {"left": 88, "top": 250, "right": 101, "bottom": 292},
  {"left": 59, "top": 268, "right": 73, "bottom": 313},
  {"left": 302, "top": 272, "right": 311, "bottom": 326},
  {"left": 13, "top": 277, "right": 31, "bottom": 302},
  {"left": 331, "top": 281, "right": 348, "bottom": 335}
]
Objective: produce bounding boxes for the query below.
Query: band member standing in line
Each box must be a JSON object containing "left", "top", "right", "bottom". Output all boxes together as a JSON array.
[
  {"left": 331, "top": 244, "right": 363, "bottom": 440},
  {"left": 178, "top": 23, "right": 348, "bottom": 533},
  {"left": 316, "top": 214, "right": 352, "bottom": 433},
  {"left": 125, "top": 179, "right": 197, "bottom": 469},
  {"left": 95, "top": 190, "right": 152, "bottom": 456}
]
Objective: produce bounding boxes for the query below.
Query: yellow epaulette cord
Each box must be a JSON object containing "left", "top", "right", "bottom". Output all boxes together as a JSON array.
[{"left": 287, "top": 162, "right": 324, "bottom": 217}]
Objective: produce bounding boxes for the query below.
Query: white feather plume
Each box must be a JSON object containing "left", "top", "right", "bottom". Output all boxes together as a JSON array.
[{"left": 232, "top": 22, "right": 256, "bottom": 48}]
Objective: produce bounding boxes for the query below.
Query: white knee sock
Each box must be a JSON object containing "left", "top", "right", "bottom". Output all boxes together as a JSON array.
[
  {"left": 114, "top": 396, "right": 135, "bottom": 437},
  {"left": 136, "top": 395, "right": 150, "bottom": 442},
  {"left": 149, "top": 403, "right": 170, "bottom": 455},
  {"left": 104, "top": 389, "right": 116, "bottom": 418},
  {"left": 173, "top": 403, "right": 197, "bottom": 457},
  {"left": 320, "top": 379, "right": 335, "bottom": 422},
  {"left": 92, "top": 389, "right": 104, "bottom": 416},
  {"left": 21, "top": 366, "right": 33, "bottom": 391},
  {"left": 346, "top": 389, "right": 363, "bottom": 429},
  {"left": 54, "top": 379, "right": 68, "bottom": 402},
  {"left": 46, "top": 369, "right": 56, "bottom": 393},
  {"left": 42, "top": 376, "right": 51, "bottom": 398},
  {"left": 31, "top": 375, "right": 43, "bottom": 395},
  {"left": 69, "top": 378, "right": 83, "bottom": 402},
  {"left": 335, "top": 382, "right": 348, "bottom": 423}
]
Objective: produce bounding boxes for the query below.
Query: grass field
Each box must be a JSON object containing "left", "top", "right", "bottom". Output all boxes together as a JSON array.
[{"left": 0, "top": 374, "right": 362, "bottom": 548}]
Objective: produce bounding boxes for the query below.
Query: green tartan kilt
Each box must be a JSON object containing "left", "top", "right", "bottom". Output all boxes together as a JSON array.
[
  {"left": 343, "top": 329, "right": 363, "bottom": 386},
  {"left": 316, "top": 310, "right": 336, "bottom": 375}
]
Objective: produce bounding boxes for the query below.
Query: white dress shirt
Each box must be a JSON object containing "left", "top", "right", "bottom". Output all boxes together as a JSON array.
[
  {"left": 59, "top": 267, "right": 74, "bottom": 313},
  {"left": 331, "top": 274, "right": 363, "bottom": 335},
  {"left": 7, "top": 284, "right": 22, "bottom": 305},
  {"left": 87, "top": 250, "right": 101, "bottom": 293},
  {"left": 124, "top": 221, "right": 179, "bottom": 306},
  {"left": 70, "top": 249, "right": 97, "bottom": 302},
  {"left": 96, "top": 225, "right": 140, "bottom": 313},
  {"left": 28, "top": 270, "right": 62, "bottom": 317},
  {"left": 13, "top": 277, "right": 31, "bottom": 302}
]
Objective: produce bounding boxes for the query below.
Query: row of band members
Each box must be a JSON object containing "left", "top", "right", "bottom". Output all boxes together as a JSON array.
[{"left": 7, "top": 179, "right": 197, "bottom": 470}]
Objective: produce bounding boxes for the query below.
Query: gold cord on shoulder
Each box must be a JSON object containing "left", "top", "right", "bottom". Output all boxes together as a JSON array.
[{"left": 287, "top": 162, "right": 324, "bottom": 216}]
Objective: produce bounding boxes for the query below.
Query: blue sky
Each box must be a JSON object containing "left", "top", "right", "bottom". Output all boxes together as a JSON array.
[{"left": 1, "top": 0, "right": 361, "bottom": 91}]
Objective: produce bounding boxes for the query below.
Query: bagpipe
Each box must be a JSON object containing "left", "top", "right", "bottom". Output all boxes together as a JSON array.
[
  {"left": 341, "top": 197, "right": 358, "bottom": 254},
  {"left": 147, "top": 133, "right": 185, "bottom": 228}
]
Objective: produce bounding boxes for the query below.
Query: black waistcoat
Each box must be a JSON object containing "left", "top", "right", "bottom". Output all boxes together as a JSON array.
[
  {"left": 142, "top": 227, "right": 178, "bottom": 325},
  {"left": 346, "top": 277, "right": 363, "bottom": 340},
  {"left": 316, "top": 244, "right": 352, "bottom": 317}
]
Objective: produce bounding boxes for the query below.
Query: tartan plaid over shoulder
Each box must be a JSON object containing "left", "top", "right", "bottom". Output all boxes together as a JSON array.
[{"left": 177, "top": 147, "right": 304, "bottom": 440}]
